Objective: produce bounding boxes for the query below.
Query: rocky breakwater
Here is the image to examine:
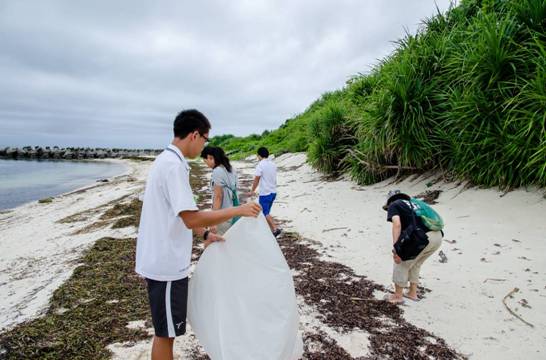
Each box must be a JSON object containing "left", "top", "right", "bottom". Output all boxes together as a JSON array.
[{"left": 0, "top": 146, "right": 161, "bottom": 160}]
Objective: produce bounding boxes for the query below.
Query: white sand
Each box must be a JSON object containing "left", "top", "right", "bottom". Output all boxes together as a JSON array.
[
  {"left": 0, "top": 159, "right": 150, "bottom": 331},
  {"left": 234, "top": 153, "right": 546, "bottom": 359},
  {"left": 3, "top": 153, "right": 545, "bottom": 359}
]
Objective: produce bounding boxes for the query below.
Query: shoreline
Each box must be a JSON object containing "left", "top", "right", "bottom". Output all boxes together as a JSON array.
[{"left": 0, "top": 158, "right": 134, "bottom": 212}]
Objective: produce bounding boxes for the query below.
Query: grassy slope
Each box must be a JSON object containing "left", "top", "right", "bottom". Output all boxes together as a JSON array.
[{"left": 211, "top": 0, "right": 546, "bottom": 189}]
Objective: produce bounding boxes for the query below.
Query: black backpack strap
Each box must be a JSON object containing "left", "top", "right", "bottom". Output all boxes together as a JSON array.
[{"left": 409, "top": 199, "right": 418, "bottom": 228}]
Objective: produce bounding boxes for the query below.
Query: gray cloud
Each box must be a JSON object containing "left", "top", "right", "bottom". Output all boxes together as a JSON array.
[{"left": 0, "top": 0, "right": 455, "bottom": 148}]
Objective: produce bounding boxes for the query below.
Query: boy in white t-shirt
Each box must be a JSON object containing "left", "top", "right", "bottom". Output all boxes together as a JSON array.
[
  {"left": 249, "top": 147, "right": 281, "bottom": 237},
  {"left": 135, "top": 109, "right": 261, "bottom": 360}
]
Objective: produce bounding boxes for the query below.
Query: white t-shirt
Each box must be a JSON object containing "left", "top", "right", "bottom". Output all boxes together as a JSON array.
[
  {"left": 135, "top": 144, "right": 198, "bottom": 281},
  {"left": 255, "top": 158, "right": 277, "bottom": 196}
]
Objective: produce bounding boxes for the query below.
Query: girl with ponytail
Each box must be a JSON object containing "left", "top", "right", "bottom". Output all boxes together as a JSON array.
[{"left": 201, "top": 146, "right": 239, "bottom": 234}]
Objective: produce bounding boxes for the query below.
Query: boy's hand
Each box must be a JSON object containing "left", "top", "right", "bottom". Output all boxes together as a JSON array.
[
  {"left": 393, "top": 254, "right": 402, "bottom": 264},
  {"left": 207, "top": 232, "right": 224, "bottom": 243},
  {"left": 209, "top": 225, "right": 218, "bottom": 234},
  {"left": 237, "top": 202, "right": 261, "bottom": 217}
]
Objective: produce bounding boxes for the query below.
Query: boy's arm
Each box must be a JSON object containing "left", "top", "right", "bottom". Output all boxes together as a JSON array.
[
  {"left": 250, "top": 176, "right": 260, "bottom": 194},
  {"left": 194, "top": 227, "right": 222, "bottom": 247},
  {"left": 391, "top": 215, "right": 402, "bottom": 264},
  {"left": 391, "top": 216, "right": 402, "bottom": 245},
  {"left": 179, "top": 202, "right": 261, "bottom": 229}
]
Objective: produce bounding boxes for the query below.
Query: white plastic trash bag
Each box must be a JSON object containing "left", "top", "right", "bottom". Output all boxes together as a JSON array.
[{"left": 188, "top": 213, "right": 303, "bottom": 360}]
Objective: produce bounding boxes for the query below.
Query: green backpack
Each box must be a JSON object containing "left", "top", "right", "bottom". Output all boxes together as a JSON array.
[
  {"left": 229, "top": 186, "right": 240, "bottom": 225},
  {"left": 410, "top": 198, "right": 444, "bottom": 231}
]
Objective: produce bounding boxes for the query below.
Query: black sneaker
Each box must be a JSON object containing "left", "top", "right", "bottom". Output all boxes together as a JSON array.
[{"left": 272, "top": 228, "right": 282, "bottom": 238}]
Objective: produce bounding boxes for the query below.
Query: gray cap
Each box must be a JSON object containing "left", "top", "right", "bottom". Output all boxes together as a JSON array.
[{"left": 382, "top": 189, "right": 410, "bottom": 210}]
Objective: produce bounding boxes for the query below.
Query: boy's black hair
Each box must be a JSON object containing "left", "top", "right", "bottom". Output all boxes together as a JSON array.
[
  {"left": 257, "top": 147, "right": 269, "bottom": 158},
  {"left": 173, "top": 109, "right": 211, "bottom": 139},
  {"left": 201, "top": 146, "right": 232, "bottom": 172}
]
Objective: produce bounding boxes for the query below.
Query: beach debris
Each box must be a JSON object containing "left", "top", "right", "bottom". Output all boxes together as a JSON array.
[
  {"left": 493, "top": 243, "right": 502, "bottom": 247},
  {"left": 511, "top": 238, "right": 521, "bottom": 243},
  {"left": 413, "top": 190, "right": 442, "bottom": 204},
  {"left": 277, "top": 231, "right": 463, "bottom": 359},
  {"left": 502, "top": 288, "right": 534, "bottom": 328},
  {"left": 348, "top": 296, "right": 381, "bottom": 302},
  {"left": 303, "top": 331, "right": 353, "bottom": 359},
  {"left": 101, "top": 198, "right": 142, "bottom": 229},
  {"left": 438, "top": 251, "right": 448, "bottom": 263},
  {"left": 483, "top": 278, "right": 506, "bottom": 283},
  {"left": 518, "top": 256, "right": 531, "bottom": 261},
  {"left": 322, "top": 227, "right": 348, "bottom": 233},
  {"left": 38, "top": 197, "right": 53, "bottom": 204},
  {"left": 58, "top": 193, "right": 132, "bottom": 224},
  {"left": 444, "top": 239, "right": 457, "bottom": 244},
  {"left": 300, "top": 207, "right": 312, "bottom": 213},
  {"left": 518, "top": 299, "right": 531, "bottom": 309},
  {"left": 54, "top": 307, "right": 69, "bottom": 315},
  {"left": 0, "top": 237, "right": 152, "bottom": 359}
]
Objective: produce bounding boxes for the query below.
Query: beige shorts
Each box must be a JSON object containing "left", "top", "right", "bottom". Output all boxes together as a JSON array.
[{"left": 393, "top": 230, "right": 443, "bottom": 286}]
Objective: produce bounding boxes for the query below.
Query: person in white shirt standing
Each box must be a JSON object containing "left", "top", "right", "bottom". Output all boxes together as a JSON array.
[
  {"left": 135, "top": 109, "right": 261, "bottom": 360},
  {"left": 249, "top": 147, "right": 281, "bottom": 237}
]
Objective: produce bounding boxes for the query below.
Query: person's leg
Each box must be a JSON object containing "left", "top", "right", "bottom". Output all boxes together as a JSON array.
[
  {"left": 265, "top": 214, "right": 276, "bottom": 232},
  {"left": 407, "top": 231, "right": 443, "bottom": 298},
  {"left": 147, "top": 278, "right": 188, "bottom": 360},
  {"left": 268, "top": 193, "right": 282, "bottom": 236},
  {"left": 260, "top": 194, "right": 279, "bottom": 234},
  {"left": 393, "top": 283, "right": 405, "bottom": 300},
  {"left": 388, "top": 260, "right": 413, "bottom": 303},
  {"left": 152, "top": 336, "right": 174, "bottom": 360},
  {"left": 407, "top": 282, "right": 419, "bottom": 300}
]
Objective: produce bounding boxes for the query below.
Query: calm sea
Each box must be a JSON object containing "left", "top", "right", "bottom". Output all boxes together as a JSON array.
[{"left": 0, "top": 159, "right": 128, "bottom": 210}]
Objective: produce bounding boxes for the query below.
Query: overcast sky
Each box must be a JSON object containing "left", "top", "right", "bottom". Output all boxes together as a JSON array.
[{"left": 0, "top": 0, "right": 454, "bottom": 148}]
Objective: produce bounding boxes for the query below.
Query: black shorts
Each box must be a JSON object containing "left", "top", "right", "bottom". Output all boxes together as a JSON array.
[{"left": 146, "top": 277, "right": 188, "bottom": 338}]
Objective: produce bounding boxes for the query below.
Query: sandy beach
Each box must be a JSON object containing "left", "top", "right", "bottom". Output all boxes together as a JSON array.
[
  {"left": 1, "top": 154, "right": 545, "bottom": 359},
  {"left": 242, "top": 153, "right": 546, "bottom": 359}
]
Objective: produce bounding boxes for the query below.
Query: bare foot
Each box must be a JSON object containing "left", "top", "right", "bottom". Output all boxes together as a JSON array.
[
  {"left": 383, "top": 294, "right": 405, "bottom": 304},
  {"left": 403, "top": 292, "right": 419, "bottom": 301}
]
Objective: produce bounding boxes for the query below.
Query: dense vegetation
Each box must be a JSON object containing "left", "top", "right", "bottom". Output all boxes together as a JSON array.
[{"left": 211, "top": 0, "right": 545, "bottom": 189}]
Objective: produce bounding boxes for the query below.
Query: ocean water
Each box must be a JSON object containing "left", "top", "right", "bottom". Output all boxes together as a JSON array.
[{"left": 0, "top": 159, "right": 128, "bottom": 210}]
